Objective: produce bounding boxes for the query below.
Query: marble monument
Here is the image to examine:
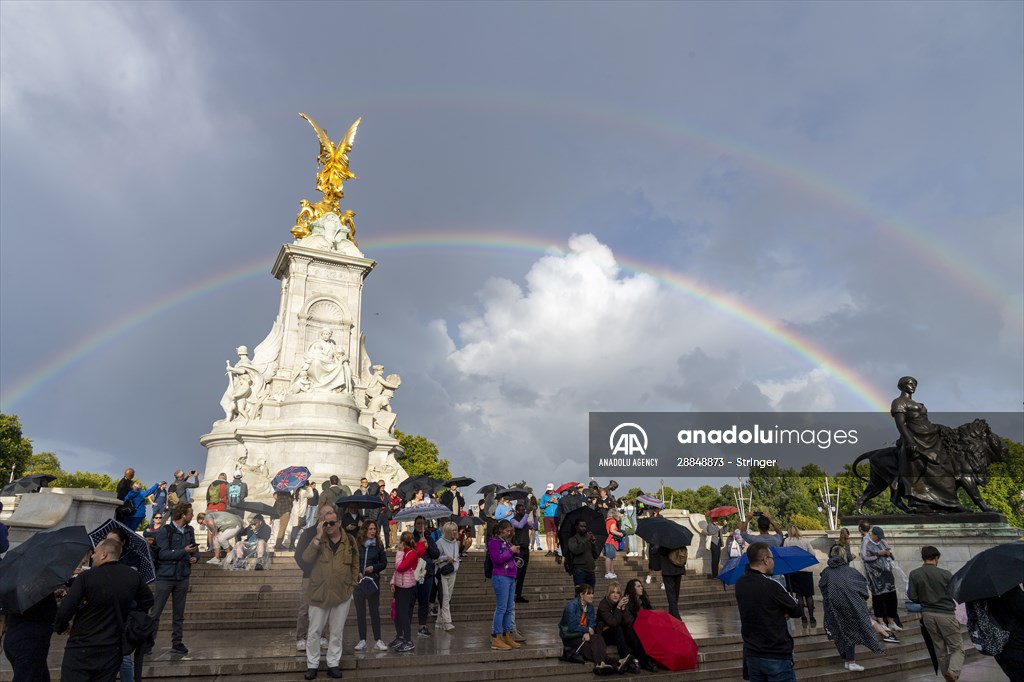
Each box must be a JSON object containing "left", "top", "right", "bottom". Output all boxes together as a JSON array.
[{"left": 199, "top": 114, "right": 407, "bottom": 504}]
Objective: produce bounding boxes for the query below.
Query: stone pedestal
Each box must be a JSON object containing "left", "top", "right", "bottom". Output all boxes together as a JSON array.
[
  {"left": 2, "top": 488, "right": 121, "bottom": 549},
  {"left": 838, "top": 514, "right": 1022, "bottom": 577}
]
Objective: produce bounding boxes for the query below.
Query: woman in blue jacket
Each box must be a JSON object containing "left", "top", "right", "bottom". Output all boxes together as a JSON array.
[
  {"left": 125, "top": 481, "right": 161, "bottom": 531},
  {"left": 559, "top": 583, "right": 614, "bottom": 674}
]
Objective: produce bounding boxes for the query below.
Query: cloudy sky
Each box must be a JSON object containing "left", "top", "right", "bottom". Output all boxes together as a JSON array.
[{"left": 1, "top": 2, "right": 1021, "bottom": 492}]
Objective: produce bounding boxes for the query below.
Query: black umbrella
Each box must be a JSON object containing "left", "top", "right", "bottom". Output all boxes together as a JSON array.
[
  {"left": 477, "top": 483, "right": 503, "bottom": 495},
  {"left": 456, "top": 515, "right": 487, "bottom": 527},
  {"left": 443, "top": 476, "right": 476, "bottom": 488},
  {"left": 1, "top": 473, "right": 57, "bottom": 496},
  {"left": 232, "top": 500, "right": 280, "bottom": 520},
  {"left": 557, "top": 506, "right": 607, "bottom": 558},
  {"left": 397, "top": 475, "right": 444, "bottom": 502},
  {"left": 88, "top": 519, "right": 156, "bottom": 584},
  {"left": 335, "top": 494, "right": 387, "bottom": 510},
  {"left": 636, "top": 516, "right": 694, "bottom": 550},
  {"left": 948, "top": 542, "right": 1024, "bottom": 603},
  {"left": 0, "top": 525, "right": 93, "bottom": 614},
  {"left": 494, "top": 487, "right": 531, "bottom": 501}
]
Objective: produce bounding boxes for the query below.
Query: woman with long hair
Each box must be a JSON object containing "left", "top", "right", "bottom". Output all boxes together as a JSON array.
[
  {"left": 487, "top": 520, "right": 521, "bottom": 650},
  {"left": 623, "top": 579, "right": 659, "bottom": 672},
  {"left": 354, "top": 520, "right": 388, "bottom": 652},
  {"left": 388, "top": 531, "right": 425, "bottom": 653},
  {"left": 784, "top": 525, "right": 817, "bottom": 626},
  {"left": 559, "top": 583, "right": 614, "bottom": 674},
  {"left": 833, "top": 528, "right": 855, "bottom": 565},
  {"left": 819, "top": 544, "right": 891, "bottom": 672},
  {"left": 434, "top": 522, "right": 460, "bottom": 631},
  {"left": 596, "top": 582, "right": 641, "bottom": 674}
]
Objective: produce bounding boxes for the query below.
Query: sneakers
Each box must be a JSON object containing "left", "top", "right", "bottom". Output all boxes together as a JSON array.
[
  {"left": 616, "top": 654, "right": 635, "bottom": 674},
  {"left": 304, "top": 669, "right": 318, "bottom": 680},
  {"left": 170, "top": 643, "right": 189, "bottom": 655},
  {"left": 593, "top": 661, "right": 615, "bottom": 676},
  {"left": 889, "top": 623, "right": 903, "bottom": 632},
  {"left": 374, "top": 640, "right": 389, "bottom": 651},
  {"left": 645, "top": 575, "right": 652, "bottom": 584},
  {"left": 354, "top": 639, "right": 367, "bottom": 651},
  {"left": 491, "top": 635, "right": 512, "bottom": 650},
  {"left": 417, "top": 625, "right": 432, "bottom": 637},
  {"left": 397, "top": 640, "right": 415, "bottom": 653},
  {"left": 660, "top": 582, "right": 665, "bottom": 590},
  {"left": 512, "top": 630, "right": 527, "bottom": 643},
  {"left": 443, "top": 623, "right": 455, "bottom": 632},
  {"left": 604, "top": 572, "right": 617, "bottom": 579},
  {"left": 206, "top": 557, "right": 221, "bottom": 564},
  {"left": 882, "top": 635, "right": 900, "bottom": 644},
  {"left": 388, "top": 637, "right": 402, "bottom": 650},
  {"left": 429, "top": 606, "right": 439, "bottom": 617},
  {"left": 845, "top": 662, "right": 865, "bottom": 672},
  {"left": 326, "top": 666, "right": 343, "bottom": 678},
  {"left": 296, "top": 639, "right": 307, "bottom": 651}
]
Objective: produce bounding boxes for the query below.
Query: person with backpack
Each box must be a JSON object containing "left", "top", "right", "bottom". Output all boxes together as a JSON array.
[
  {"left": 658, "top": 542, "right": 688, "bottom": 620},
  {"left": 566, "top": 519, "right": 602, "bottom": 590},
  {"left": 123, "top": 480, "right": 161, "bottom": 532},
  {"left": 206, "top": 473, "right": 229, "bottom": 512},
  {"left": 225, "top": 471, "right": 248, "bottom": 516}
]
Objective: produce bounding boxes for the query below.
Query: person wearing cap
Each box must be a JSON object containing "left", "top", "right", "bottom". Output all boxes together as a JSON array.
[
  {"left": 908, "top": 546, "right": 962, "bottom": 682},
  {"left": 862, "top": 526, "right": 902, "bottom": 631},
  {"left": 226, "top": 471, "right": 248, "bottom": 516},
  {"left": 232, "top": 514, "right": 272, "bottom": 570},
  {"left": 539, "top": 484, "right": 560, "bottom": 557}
]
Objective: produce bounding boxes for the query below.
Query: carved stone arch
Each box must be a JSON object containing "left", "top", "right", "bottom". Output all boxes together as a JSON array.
[{"left": 302, "top": 297, "right": 352, "bottom": 351}]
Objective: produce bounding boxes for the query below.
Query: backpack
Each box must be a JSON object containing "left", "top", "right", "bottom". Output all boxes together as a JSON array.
[
  {"left": 227, "top": 481, "right": 243, "bottom": 506},
  {"left": 620, "top": 511, "right": 636, "bottom": 536},
  {"left": 115, "top": 496, "right": 136, "bottom": 520},
  {"left": 207, "top": 482, "right": 224, "bottom": 505},
  {"left": 483, "top": 549, "right": 493, "bottom": 579},
  {"left": 667, "top": 546, "right": 688, "bottom": 567}
]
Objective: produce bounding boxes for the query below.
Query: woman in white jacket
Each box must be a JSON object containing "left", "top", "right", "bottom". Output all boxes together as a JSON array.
[{"left": 435, "top": 522, "right": 461, "bottom": 632}]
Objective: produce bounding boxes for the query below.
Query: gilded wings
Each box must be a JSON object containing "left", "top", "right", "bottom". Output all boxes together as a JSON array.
[{"left": 299, "top": 113, "right": 360, "bottom": 199}]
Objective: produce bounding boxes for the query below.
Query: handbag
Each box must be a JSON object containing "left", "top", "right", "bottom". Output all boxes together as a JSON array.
[
  {"left": 355, "top": 544, "right": 379, "bottom": 597},
  {"left": 439, "top": 562, "right": 455, "bottom": 576}
]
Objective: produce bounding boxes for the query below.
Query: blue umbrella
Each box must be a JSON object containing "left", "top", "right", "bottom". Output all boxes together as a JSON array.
[
  {"left": 272, "top": 466, "right": 311, "bottom": 492},
  {"left": 717, "top": 545, "right": 818, "bottom": 586}
]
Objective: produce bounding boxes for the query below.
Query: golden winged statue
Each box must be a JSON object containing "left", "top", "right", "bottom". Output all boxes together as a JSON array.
[{"left": 291, "top": 114, "right": 361, "bottom": 239}]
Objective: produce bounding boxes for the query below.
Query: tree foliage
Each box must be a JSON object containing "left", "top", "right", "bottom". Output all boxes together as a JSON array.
[
  {"left": 0, "top": 413, "right": 34, "bottom": 482},
  {"left": 394, "top": 429, "right": 452, "bottom": 480},
  {"left": 23, "top": 451, "right": 117, "bottom": 491}
]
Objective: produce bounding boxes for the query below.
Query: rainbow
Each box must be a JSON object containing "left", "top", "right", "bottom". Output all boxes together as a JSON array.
[
  {"left": 350, "top": 92, "right": 1022, "bottom": 324},
  {"left": 0, "top": 231, "right": 891, "bottom": 411}
]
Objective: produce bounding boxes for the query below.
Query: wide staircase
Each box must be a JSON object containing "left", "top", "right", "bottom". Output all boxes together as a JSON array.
[{"left": 39, "top": 550, "right": 979, "bottom": 681}]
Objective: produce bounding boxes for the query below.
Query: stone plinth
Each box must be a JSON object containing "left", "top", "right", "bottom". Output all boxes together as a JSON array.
[
  {"left": 836, "top": 514, "right": 1022, "bottom": 577},
  {"left": 2, "top": 488, "right": 121, "bottom": 548}
]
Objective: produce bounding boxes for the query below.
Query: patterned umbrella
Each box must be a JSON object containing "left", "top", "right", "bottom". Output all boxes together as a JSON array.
[
  {"left": 637, "top": 494, "right": 665, "bottom": 509},
  {"left": 89, "top": 518, "right": 156, "bottom": 584},
  {"left": 393, "top": 502, "right": 454, "bottom": 522},
  {"left": 272, "top": 466, "right": 311, "bottom": 492}
]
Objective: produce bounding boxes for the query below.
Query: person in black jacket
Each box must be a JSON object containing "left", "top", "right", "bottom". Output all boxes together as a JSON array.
[
  {"left": 735, "top": 542, "right": 803, "bottom": 682},
  {"left": 439, "top": 484, "right": 466, "bottom": 520},
  {"left": 353, "top": 519, "right": 389, "bottom": 651},
  {"left": 114, "top": 468, "right": 135, "bottom": 521},
  {"left": 412, "top": 515, "right": 440, "bottom": 638},
  {"left": 54, "top": 538, "right": 155, "bottom": 681},
  {"left": 151, "top": 502, "right": 199, "bottom": 655}
]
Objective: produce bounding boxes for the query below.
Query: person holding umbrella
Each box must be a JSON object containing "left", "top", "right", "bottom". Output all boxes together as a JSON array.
[
  {"left": 907, "top": 546, "right": 962, "bottom": 682},
  {"left": 735, "top": 542, "right": 803, "bottom": 681},
  {"left": 566, "top": 519, "right": 602, "bottom": 590},
  {"left": 439, "top": 482, "right": 466, "bottom": 521}
]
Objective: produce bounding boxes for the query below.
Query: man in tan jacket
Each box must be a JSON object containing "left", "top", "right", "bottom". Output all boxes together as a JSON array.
[{"left": 302, "top": 506, "right": 359, "bottom": 679}]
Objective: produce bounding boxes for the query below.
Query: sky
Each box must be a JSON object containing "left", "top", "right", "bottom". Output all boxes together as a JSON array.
[{"left": 1, "top": 1, "right": 1022, "bottom": 494}]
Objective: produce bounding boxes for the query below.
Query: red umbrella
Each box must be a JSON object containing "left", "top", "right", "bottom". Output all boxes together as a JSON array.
[
  {"left": 555, "top": 482, "right": 579, "bottom": 494},
  {"left": 707, "top": 506, "right": 739, "bottom": 519},
  {"left": 632, "top": 610, "right": 699, "bottom": 671}
]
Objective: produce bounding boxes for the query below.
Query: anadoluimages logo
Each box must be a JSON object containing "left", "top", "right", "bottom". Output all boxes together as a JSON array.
[{"left": 609, "top": 423, "right": 648, "bottom": 456}]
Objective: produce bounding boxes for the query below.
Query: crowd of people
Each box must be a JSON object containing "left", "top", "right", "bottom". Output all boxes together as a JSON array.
[{"left": 2, "top": 469, "right": 1022, "bottom": 682}]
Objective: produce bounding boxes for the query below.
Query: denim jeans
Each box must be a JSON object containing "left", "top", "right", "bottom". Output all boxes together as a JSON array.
[
  {"left": 746, "top": 655, "right": 796, "bottom": 682},
  {"left": 572, "top": 569, "right": 596, "bottom": 590},
  {"left": 491, "top": 575, "right": 515, "bottom": 635}
]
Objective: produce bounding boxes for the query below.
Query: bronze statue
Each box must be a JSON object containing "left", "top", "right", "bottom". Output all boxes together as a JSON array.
[{"left": 853, "top": 376, "right": 1008, "bottom": 514}]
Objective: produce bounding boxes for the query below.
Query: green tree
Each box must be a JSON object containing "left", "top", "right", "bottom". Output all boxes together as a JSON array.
[
  {"left": 746, "top": 467, "right": 822, "bottom": 526},
  {"left": 21, "top": 451, "right": 117, "bottom": 490},
  {"left": 975, "top": 438, "right": 1024, "bottom": 528},
  {"left": 508, "top": 480, "right": 533, "bottom": 493},
  {"left": 394, "top": 429, "right": 452, "bottom": 480},
  {"left": 24, "top": 451, "right": 62, "bottom": 476},
  {"left": 0, "top": 413, "right": 34, "bottom": 482}
]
